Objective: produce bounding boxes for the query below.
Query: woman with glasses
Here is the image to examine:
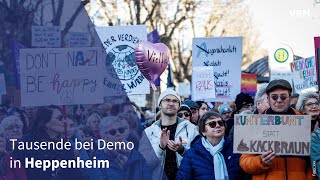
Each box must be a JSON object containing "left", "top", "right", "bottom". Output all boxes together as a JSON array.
[
  {"left": 95, "top": 115, "right": 151, "bottom": 179},
  {"left": 0, "top": 116, "right": 23, "bottom": 152},
  {"left": 177, "top": 105, "right": 192, "bottom": 121},
  {"left": 296, "top": 92, "right": 319, "bottom": 131},
  {"left": 177, "top": 112, "right": 244, "bottom": 180},
  {"left": 14, "top": 105, "right": 90, "bottom": 180}
]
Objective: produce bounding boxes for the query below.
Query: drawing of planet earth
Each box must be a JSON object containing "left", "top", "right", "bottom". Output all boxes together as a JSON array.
[{"left": 106, "top": 45, "right": 139, "bottom": 80}]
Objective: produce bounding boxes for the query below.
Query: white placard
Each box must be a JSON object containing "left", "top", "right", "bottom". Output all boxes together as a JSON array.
[
  {"left": 68, "top": 32, "right": 90, "bottom": 47},
  {"left": 20, "top": 48, "right": 104, "bottom": 106},
  {"left": 269, "top": 44, "right": 294, "bottom": 85},
  {"left": 192, "top": 67, "right": 215, "bottom": 101},
  {"left": 95, "top": 25, "right": 150, "bottom": 95},
  {"left": 178, "top": 82, "right": 191, "bottom": 97},
  {"left": 192, "top": 37, "right": 242, "bottom": 102},
  {"left": 32, "top": 26, "right": 61, "bottom": 47},
  {"left": 291, "top": 57, "right": 317, "bottom": 93},
  {"left": 0, "top": 74, "right": 6, "bottom": 95},
  {"left": 128, "top": 94, "right": 147, "bottom": 107},
  {"left": 234, "top": 114, "right": 311, "bottom": 156}
]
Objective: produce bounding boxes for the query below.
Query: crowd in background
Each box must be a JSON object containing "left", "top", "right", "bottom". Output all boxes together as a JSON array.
[{"left": 0, "top": 79, "right": 319, "bottom": 179}]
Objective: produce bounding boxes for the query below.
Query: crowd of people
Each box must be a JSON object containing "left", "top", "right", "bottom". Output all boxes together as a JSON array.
[{"left": 0, "top": 78, "right": 319, "bottom": 180}]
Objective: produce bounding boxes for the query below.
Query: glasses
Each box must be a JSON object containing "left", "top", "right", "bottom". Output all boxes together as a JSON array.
[
  {"left": 107, "top": 127, "right": 128, "bottom": 136},
  {"left": 6, "top": 124, "right": 22, "bottom": 131},
  {"left": 177, "top": 112, "right": 191, "bottom": 117},
  {"left": 305, "top": 102, "right": 319, "bottom": 108},
  {"left": 162, "top": 98, "right": 179, "bottom": 105},
  {"left": 270, "top": 94, "right": 288, "bottom": 101},
  {"left": 206, "top": 120, "right": 224, "bottom": 128},
  {"left": 243, "top": 104, "right": 253, "bottom": 109}
]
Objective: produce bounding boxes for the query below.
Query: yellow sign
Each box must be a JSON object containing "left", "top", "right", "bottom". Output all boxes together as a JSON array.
[{"left": 274, "top": 48, "right": 289, "bottom": 63}]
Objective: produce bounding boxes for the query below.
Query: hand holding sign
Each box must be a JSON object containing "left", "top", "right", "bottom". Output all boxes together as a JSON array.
[{"left": 135, "top": 40, "right": 169, "bottom": 90}]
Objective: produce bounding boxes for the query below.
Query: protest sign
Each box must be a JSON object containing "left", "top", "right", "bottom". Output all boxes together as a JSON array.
[
  {"left": 178, "top": 82, "right": 191, "bottom": 97},
  {"left": 32, "top": 26, "right": 61, "bottom": 47},
  {"left": 291, "top": 57, "right": 317, "bottom": 93},
  {"left": 241, "top": 73, "right": 257, "bottom": 97},
  {"left": 269, "top": 44, "right": 294, "bottom": 86},
  {"left": 192, "top": 37, "right": 242, "bottom": 102},
  {"left": 95, "top": 25, "right": 150, "bottom": 95},
  {"left": 192, "top": 66, "right": 215, "bottom": 101},
  {"left": 68, "top": 32, "right": 90, "bottom": 47},
  {"left": 0, "top": 74, "right": 6, "bottom": 95},
  {"left": 19, "top": 47, "right": 104, "bottom": 106},
  {"left": 234, "top": 114, "right": 311, "bottom": 156}
]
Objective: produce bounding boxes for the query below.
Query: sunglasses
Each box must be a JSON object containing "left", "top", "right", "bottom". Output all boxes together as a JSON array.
[
  {"left": 107, "top": 127, "right": 127, "bottom": 136},
  {"left": 177, "top": 112, "right": 191, "bottom": 117},
  {"left": 206, "top": 120, "right": 224, "bottom": 128},
  {"left": 270, "top": 94, "right": 288, "bottom": 101}
]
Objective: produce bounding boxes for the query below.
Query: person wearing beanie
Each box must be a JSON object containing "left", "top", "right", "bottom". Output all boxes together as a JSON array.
[
  {"left": 218, "top": 103, "right": 233, "bottom": 121},
  {"left": 235, "top": 92, "right": 254, "bottom": 114},
  {"left": 183, "top": 100, "right": 199, "bottom": 124},
  {"left": 139, "top": 89, "right": 199, "bottom": 180},
  {"left": 240, "top": 79, "right": 313, "bottom": 180},
  {"left": 177, "top": 105, "right": 192, "bottom": 121}
]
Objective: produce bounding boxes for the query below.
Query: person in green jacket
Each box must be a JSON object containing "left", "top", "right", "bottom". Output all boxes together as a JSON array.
[{"left": 311, "top": 128, "right": 320, "bottom": 177}]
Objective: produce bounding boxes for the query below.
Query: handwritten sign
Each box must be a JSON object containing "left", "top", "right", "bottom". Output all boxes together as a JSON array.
[
  {"left": 192, "top": 37, "right": 242, "bottom": 102},
  {"left": 19, "top": 48, "right": 104, "bottom": 106},
  {"left": 241, "top": 73, "right": 257, "bottom": 97},
  {"left": 291, "top": 57, "right": 317, "bottom": 93},
  {"left": 32, "top": 26, "right": 61, "bottom": 47},
  {"left": 234, "top": 114, "right": 311, "bottom": 156},
  {"left": 192, "top": 67, "right": 215, "bottom": 101},
  {"left": 0, "top": 74, "right": 6, "bottom": 95},
  {"left": 68, "top": 32, "right": 90, "bottom": 47},
  {"left": 95, "top": 25, "right": 150, "bottom": 95}
]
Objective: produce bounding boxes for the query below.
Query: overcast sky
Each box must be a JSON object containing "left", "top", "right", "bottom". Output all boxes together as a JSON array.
[{"left": 247, "top": 0, "right": 320, "bottom": 58}]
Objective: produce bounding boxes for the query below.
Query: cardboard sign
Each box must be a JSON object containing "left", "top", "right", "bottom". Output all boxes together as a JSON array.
[
  {"left": 95, "top": 25, "right": 150, "bottom": 95},
  {"left": 241, "top": 73, "right": 257, "bottom": 97},
  {"left": 192, "top": 67, "right": 215, "bottom": 101},
  {"left": 32, "top": 26, "right": 61, "bottom": 47},
  {"left": 192, "top": 37, "right": 242, "bottom": 102},
  {"left": 19, "top": 48, "right": 104, "bottom": 106},
  {"left": 234, "top": 114, "right": 311, "bottom": 156},
  {"left": 291, "top": 57, "right": 317, "bottom": 93}
]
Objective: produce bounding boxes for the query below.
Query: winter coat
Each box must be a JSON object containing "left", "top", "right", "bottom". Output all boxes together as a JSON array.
[
  {"left": 139, "top": 118, "right": 199, "bottom": 180},
  {"left": 176, "top": 135, "right": 249, "bottom": 180},
  {"left": 0, "top": 153, "right": 27, "bottom": 180},
  {"left": 95, "top": 149, "right": 152, "bottom": 180},
  {"left": 311, "top": 128, "right": 320, "bottom": 177}
]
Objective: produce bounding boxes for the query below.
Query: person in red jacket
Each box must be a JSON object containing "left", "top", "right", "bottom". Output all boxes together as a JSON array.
[{"left": 239, "top": 79, "right": 315, "bottom": 180}]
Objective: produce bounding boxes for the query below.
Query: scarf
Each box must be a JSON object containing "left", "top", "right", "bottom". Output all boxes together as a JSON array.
[{"left": 201, "top": 137, "right": 229, "bottom": 180}]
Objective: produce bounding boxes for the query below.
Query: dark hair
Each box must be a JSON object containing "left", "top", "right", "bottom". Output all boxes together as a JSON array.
[
  {"left": 78, "top": 125, "right": 95, "bottom": 138},
  {"left": 32, "top": 105, "right": 62, "bottom": 139},
  {"left": 198, "top": 111, "right": 225, "bottom": 135}
]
